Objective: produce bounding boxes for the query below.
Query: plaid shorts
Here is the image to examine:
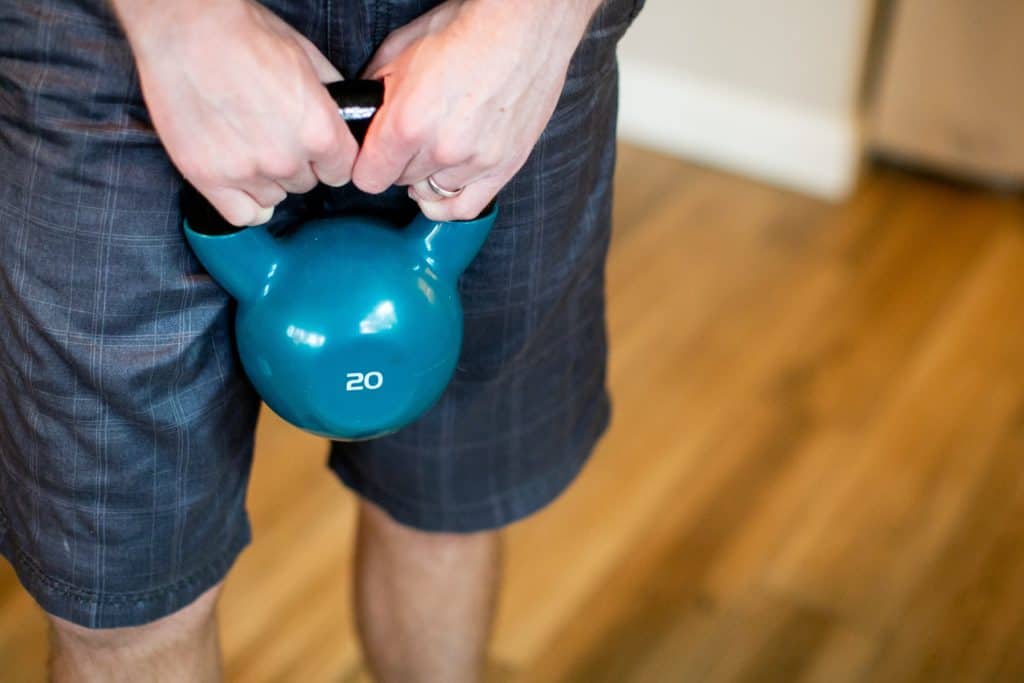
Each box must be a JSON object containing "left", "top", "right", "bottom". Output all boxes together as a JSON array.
[{"left": 0, "top": 0, "right": 641, "bottom": 627}]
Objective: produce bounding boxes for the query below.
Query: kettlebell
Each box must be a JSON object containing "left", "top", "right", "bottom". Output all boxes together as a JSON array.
[{"left": 182, "top": 80, "right": 497, "bottom": 441}]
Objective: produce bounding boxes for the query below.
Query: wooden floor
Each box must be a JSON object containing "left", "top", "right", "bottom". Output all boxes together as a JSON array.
[{"left": 3, "top": 145, "right": 1024, "bottom": 681}]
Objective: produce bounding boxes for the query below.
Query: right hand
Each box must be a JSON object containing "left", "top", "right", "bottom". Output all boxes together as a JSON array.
[{"left": 113, "top": 0, "right": 357, "bottom": 226}]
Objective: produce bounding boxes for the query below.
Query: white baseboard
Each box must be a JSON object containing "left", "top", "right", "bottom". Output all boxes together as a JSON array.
[{"left": 617, "top": 57, "right": 862, "bottom": 201}]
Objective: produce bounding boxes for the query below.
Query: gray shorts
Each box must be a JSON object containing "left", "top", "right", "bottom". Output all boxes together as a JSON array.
[{"left": 0, "top": 0, "right": 642, "bottom": 627}]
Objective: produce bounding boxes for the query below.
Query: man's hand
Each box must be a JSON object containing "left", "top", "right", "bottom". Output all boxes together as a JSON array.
[
  {"left": 112, "top": 0, "right": 357, "bottom": 226},
  {"left": 353, "top": 0, "right": 602, "bottom": 221}
]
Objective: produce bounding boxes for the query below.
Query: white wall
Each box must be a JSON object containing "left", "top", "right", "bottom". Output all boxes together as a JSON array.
[{"left": 618, "top": 0, "right": 875, "bottom": 199}]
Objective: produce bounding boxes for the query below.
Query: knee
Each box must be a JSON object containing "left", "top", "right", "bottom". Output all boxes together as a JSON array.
[{"left": 48, "top": 581, "right": 222, "bottom": 652}]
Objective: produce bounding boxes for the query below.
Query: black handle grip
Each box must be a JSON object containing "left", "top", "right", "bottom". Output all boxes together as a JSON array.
[{"left": 327, "top": 79, "right": 384, "bottom": 146}]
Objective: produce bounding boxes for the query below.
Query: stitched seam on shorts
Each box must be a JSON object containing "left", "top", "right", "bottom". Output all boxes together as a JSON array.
[{"left": 0, "top": 511, "right": 247, "bottom": 606}]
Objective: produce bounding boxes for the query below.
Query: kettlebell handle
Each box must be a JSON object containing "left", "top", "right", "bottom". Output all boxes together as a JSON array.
[{"left": 327, "top": 79, "right": 384, "bottom": 146}]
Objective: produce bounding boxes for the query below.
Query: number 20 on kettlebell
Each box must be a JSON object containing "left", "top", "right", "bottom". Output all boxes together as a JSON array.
[{"left": 345, "top": 371, "right": 384, "bottom": 392}]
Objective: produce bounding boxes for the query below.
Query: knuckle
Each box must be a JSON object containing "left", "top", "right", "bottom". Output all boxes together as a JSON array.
[
  {"left": 259, "top": 154, "right": 300, "bottom": 180},
  {"left": 302, "top": 119, "right": 341, "bottom": 157},
  {"left": 432, "top": 137, "right": 471, "bottom": 167},
  {"left": 392, "top": 110, "right": 425, "bottom": 145},
  {"left": 186, "top": 168, "right": 216, "bottom": 189},
  {"left": 291, "top": 175, "right": 318, "bottom": 194},
  {"left": 474, "top": 147, "right": 503, "bottom": 169},
  {"left": 222, "top": 158, "right": 257, "bottom": 183},
  {"left": 264, "top": 185, "right": 288, "bottom": 206}
]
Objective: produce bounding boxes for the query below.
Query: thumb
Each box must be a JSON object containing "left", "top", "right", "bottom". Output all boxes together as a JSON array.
[
  {"left": 363, "top": 30, "right": 418, "bottom": 78},
  {"left": 361, "top": 2, "right": 459, "bottom": 76},
  {"left": 362, "top": 15, "right": 434, "bottom": 77},
  {"left": 260, "top": 6, "right": 343, "bottom": 83},
  {"left": 292, "top": 33, "right": 343, "bottom": 83}
]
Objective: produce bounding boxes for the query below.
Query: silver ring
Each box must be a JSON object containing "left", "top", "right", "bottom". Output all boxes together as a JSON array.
[{"left": 427, "top": 175, "right": 464, "bottom": 199}]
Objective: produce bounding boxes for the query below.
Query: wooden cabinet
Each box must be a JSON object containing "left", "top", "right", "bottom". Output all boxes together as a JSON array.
[{"left": 869, "top": 0, "right": 1024, "bottom": 186}]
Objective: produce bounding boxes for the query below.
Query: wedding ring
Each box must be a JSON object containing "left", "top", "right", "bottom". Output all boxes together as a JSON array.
[{"left": 426, "top": 175, "right": 464, "bottom": 199}]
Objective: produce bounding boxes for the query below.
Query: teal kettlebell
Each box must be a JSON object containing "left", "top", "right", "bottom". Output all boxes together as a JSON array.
[{"left": 182, "top": 80, "right": 497, "bottom": 441}]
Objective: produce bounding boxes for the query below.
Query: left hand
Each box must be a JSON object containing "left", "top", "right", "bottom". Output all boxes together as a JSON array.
[{"left": 352, "top": 0, "right": 601, "bottom": 221}]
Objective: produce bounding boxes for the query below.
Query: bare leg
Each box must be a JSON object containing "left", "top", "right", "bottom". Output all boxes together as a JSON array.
[
  {"left": 48, "top": 581, "right": 223, "bottom": 683},
  {"left": 354, "top": 501, "right": 502, "bottom": 683}
]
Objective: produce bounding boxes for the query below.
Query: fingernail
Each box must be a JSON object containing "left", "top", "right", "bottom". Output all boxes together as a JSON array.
[{"left": 324, "top": 177, "right": 351, "bottom": 188}]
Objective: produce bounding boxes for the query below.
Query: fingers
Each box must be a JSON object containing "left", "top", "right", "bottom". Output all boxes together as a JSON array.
[
  {"left": 274, "top": 162, "right": 320, "bottom": 195},
  {"left": 266, "top": 7, "right": 356, "bottom": 186},
  {"left": 245, "top": 6, "right": 355, "bottom": 189},
  {"left": 312, "top": 154, "right": 354, "bottom": 187},
  {"left": 408, "top": 164, "right": 475, "bottom": 200},
  {"left": 307, "top": 97, "right": 360, "bottom": 187},
  {"left": 351, "top": 95, "right": 419, "bottom": 194},
  {"left": 354, "top": 23, "right": 430, "bottom": 195},
  {"left": 409, "top": 174, "right": 501, "bottom": 223},
  {"left": 397, "top": 149, "right": 444, "bottom": 188},
  {"left": 352, "top": 3, "right": 472, "bottom": 196},
  {"left": 205, "top": 186, "right": 276, "bottom": 227},
  {"left": 245, "top": 177, "right": 289, "bottom": 209},
  {"left": 196, "top": 86, "right": 354, "bottom": 220},
  {"left": 232, "top": 51, "right": 356, "bottom": 202}
]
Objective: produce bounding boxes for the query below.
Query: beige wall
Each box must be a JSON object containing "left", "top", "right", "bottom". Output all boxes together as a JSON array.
[
  {"left": 618, "top": 0, "right": 875, "bottom": 198},
  {"left": 622, "top": 0, "right": 870, "bottom": 117}
]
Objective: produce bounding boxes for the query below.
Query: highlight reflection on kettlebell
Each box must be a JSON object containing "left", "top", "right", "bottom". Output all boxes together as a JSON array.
[{"left": 182, "top": 80, "right": 497, "bottom": 442}]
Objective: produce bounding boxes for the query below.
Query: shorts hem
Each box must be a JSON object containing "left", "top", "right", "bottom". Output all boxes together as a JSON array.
[
  {"left": 330, "top": 397, "right": 611, "bottom": 533},
  {"left": 0, "top": 516, "right": 251, "bottom": 629}
]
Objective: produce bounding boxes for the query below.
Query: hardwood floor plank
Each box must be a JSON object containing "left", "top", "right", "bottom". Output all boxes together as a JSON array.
[{"left": 770, "top": 229, "right": 1024, "bottom": 629}]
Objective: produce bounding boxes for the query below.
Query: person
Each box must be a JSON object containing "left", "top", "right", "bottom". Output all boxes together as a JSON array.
[{"left": 0, "top": 0, "right": 643, "bottom": 679}]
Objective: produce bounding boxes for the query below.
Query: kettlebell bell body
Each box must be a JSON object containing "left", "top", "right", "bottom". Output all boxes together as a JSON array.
[
  {"left": 182, "top": 79, "right": 497, "bottom": 441},
  {"left": 184, "top": 208, "right": 496, "bottom": 441}
]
